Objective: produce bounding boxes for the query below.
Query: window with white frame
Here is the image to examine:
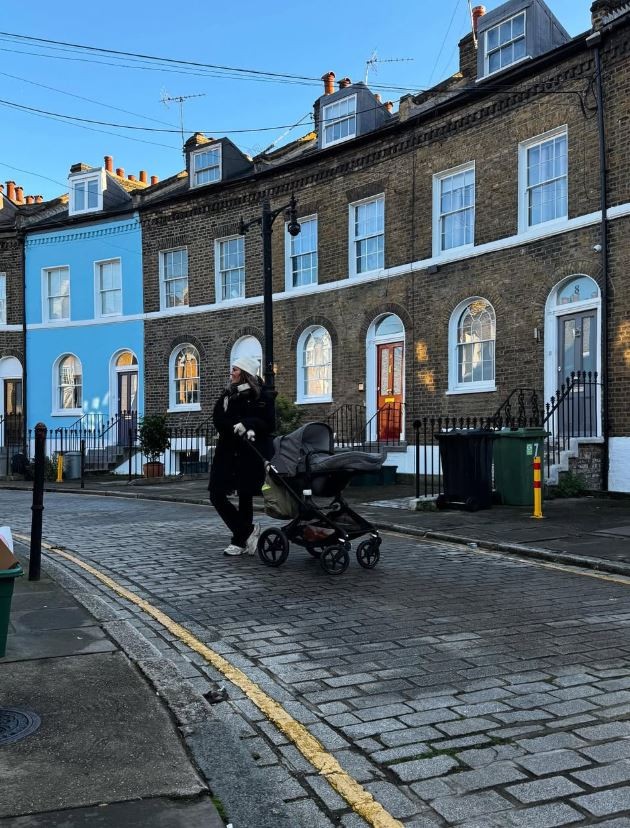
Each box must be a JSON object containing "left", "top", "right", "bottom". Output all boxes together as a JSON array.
[
  {"left": 216, "top": 236, "right": 245, "bottom": 301},
  {"left": 44, "top": 266, "right": 70, "bottom": 322},
  {"left": 0, "top": 273, "right": 6, "bottom": 325},
  {"left": 297, "top": 326, "right": 332, "bottom": 402},
  {"left": 449, "top": 299, "right": 496, "bottom": 392},
  {"left": 485, "top": 11, "right": 526, "bottom": 75},
  {"left": 57, "top": 354, "right": 82, "bottom": 411},
  {"left": 519, "top": 127, "right": 568, "bottom": 232},
  {"left": 434, "top": 165, "right": 475, "bottom": 255},
  {"left": 286, "top": 216, "right": 318, "bottom": 288},
  {"left": 95, "top": 259, "right": 122, "bottom": 317},
  {"left": 322, "top": 95, "right": 357, "bottom": 147},
  {"left": 170, "top": 345, "right": 200, "bottom": 408},
  {"left": 350, "top": 196, "right": 384, "bottom": 276},
  {"left": 69, "top": 172, "right": 103, "bottom": 216},
  {"left": 160, "top": 248, "right": 188, "bottom": 309},
  {"left": 191, "top": 145, "right": 221, "bottom": 187}
]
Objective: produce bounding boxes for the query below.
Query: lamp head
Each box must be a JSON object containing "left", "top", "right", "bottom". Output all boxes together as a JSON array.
[{"left": 286, "top": 193, "right": 301, "bottom": 237}]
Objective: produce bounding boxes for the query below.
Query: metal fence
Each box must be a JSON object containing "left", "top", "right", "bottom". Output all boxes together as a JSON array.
[{"left": 326, "top": 402, "right": 406, "bottom": 451}]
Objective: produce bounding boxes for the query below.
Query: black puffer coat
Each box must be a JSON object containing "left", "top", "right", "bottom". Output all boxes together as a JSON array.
[{"left": 209, "top": 383, "right": 275, "bottom": 496}]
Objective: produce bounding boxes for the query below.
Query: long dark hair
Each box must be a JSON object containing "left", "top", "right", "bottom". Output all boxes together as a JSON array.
[{"left": 239, "top": 369, "right": 262, "bottom": 399}]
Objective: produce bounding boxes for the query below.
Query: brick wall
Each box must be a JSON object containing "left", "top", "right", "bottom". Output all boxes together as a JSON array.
[{"left": 0, "top": 229, "right": 24, "bottom": 364}]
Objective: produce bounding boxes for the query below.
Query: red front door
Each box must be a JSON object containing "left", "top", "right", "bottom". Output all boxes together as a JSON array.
[{"left": 377, "top": 342, "right": 403, "bottom": 441}]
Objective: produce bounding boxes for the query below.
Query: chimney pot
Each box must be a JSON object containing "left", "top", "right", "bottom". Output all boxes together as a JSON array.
[
  {"left": 128, "top": 174, "right": 136, "bottom": 182},
  {"left": 472, "top": 5, "right": 486, "bottom": 33},
  {"left": 338, "top": 77, "right": 352, "bottom": 89},
  {"left": 104, "top": 155, "right": 114, "bottom": 172},
  {"left": 116, "top": 167, "right": 125, "bottom": 178},
  {"left": 150, "top": 175, "right": 159, "bottom": 185},
  {"left": 385, "top": 101, "right": 394, "bottom": 113},
  {"left": 15, "top": 186, "right": 24, "bottom": 204},
  {"left": 375, "top": 93, "right": 382, "bottom": 103},
  {"left": 26, "top": 195, "right": 34, "bottom": 204},
  {"left": 35, "top": 195, "right": 43, "bottom": 203},
  {"left": 6, "top": 181, "right": 15, "bottom": 202},
  {"left": 321, "top": 71, "right": 336, "bottom": 95},
  {"left": 139, "top": 170, "right": 148, "bottom": 184}
]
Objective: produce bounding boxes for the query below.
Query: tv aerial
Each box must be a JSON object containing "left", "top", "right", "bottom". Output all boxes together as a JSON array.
[
  {"left": 364, "top": 51, "right": 414, "bottom": 85},
  {"left": 160, "top": 89, "right": 207, "bottom": 149}
]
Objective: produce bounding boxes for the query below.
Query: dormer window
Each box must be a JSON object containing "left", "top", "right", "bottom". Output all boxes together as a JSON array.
[
  {"left": 485, "top": 11, "right": 526, "bottom": 74},
  {"left": 322, "top": 95, "right": 357, "bottom": 148},
  {"left": 191, "top": 145, "right": 221, "bottom": 187},
  {"left": 69, "top": 171, "right": 103, "bottom": 216}
]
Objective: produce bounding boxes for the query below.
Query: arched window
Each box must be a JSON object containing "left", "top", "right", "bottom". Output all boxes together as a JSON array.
[
  {"left": 230, "top": 336, "right": 262, "bottom": 377},
  {"left": 556, "top": 275, "right": 599, "bottom": 306},
  {"left": 375, "top": 314, "right": 404, "bottom": 338},
  {"left": 297, "top": 326, "right": 332, "bottom": 403},
  {"left": 449, "top": 299, "right": 496, "bottom": 392},
  {"left": 116, "top": 351, "right": 138, "bottom": 368},
  {"left": 169, "top": 345, "right": 200, "bottom": 409},
  {"left": 57, "top": 355, "right": 83, "bottom": 411}
]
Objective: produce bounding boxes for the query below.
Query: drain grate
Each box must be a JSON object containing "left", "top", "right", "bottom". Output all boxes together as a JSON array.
[{"left": 0, "top": 707, "right": 41, "bottom": 745}]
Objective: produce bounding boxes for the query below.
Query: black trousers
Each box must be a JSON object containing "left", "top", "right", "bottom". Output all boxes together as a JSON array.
[{"left": 209, "top": 488, "right": 254, "bottom": 547}]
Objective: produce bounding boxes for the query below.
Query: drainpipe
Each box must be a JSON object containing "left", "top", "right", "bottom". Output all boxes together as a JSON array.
[
  {"left": 18, "top": 228, "right": 28, "bottom": 457},
  {"left": 586, "top": 29, "right": 609, "bottom": 491}
]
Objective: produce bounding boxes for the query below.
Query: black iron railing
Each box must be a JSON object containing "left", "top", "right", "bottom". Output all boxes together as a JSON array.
[
  {"left": 0, "top": 413, "right": 25, "bottom": 476},
  {"left": 493, "top": 387, "right": 543, "bottom": 426},
  {"left": 543, "top": 371, "right": 601, "bottom": 477},
  {"left": 326, "top": 402, "right": 405, "bottom": 452}
]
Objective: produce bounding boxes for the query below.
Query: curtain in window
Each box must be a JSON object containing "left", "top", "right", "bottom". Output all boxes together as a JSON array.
[
  {"left": 173, "top": 346, "right": 199, "bottom": 405},
  {"left": 58, "top": 355, "right": 82, "bottom": 409},
  {"left": 302, "top": 328, "right": 332, "bottom": 397}
]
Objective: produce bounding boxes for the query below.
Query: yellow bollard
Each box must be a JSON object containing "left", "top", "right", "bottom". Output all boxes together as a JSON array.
[
  {"left": 532, "top": 455, "right": 543, "bottom": 519},
  {"left": 56, "top": 453, "right": 64, "bottom": 483}
]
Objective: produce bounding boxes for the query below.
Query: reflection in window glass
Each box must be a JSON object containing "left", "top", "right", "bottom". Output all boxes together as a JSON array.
[
  {"left": 302, "top": 328, "right": 332, "bottom": 398},
  {"left": 58, "top": 355, "right": 82, "bottom": 409},
  {"left": 173, "top": 346, "right": 199, "bottom": 405},
  {"left": 556, "top": 276, "right": 598, "bottom": 305}
]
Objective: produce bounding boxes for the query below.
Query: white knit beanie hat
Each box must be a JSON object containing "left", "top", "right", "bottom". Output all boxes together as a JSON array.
[{"left": 233, "top": 355, "right": 260, "bottom": 377}]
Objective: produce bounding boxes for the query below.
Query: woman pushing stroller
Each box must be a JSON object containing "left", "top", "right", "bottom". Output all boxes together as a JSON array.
[{"left": 209, "top": 356, "right": 275, "bottom": 556}]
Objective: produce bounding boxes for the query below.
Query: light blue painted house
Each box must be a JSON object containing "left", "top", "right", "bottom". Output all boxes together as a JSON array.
[{"left": 23, "top": 156, "right": 147, "bottom": 457}]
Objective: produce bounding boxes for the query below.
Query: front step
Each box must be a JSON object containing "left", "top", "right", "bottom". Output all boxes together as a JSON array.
[{"left": 546, "top": 437, "right": 604, "bottom": 489}]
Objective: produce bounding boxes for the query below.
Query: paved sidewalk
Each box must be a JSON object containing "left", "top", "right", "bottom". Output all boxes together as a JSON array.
[
  {"left": 3, "top": 476, "right": 630, "bottom": 575},
  {"left": 0, "top": 555, "right": 223, "bottom": 827}
]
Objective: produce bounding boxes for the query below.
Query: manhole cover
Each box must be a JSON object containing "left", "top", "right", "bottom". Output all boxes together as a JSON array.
[{"left": 0, "top": 707, "right": 41, "bottom": 745}]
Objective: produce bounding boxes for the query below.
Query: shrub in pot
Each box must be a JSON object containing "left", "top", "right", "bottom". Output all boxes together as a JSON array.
[{"left": 138, "top": 414, "right": 170, "bottom": 477}]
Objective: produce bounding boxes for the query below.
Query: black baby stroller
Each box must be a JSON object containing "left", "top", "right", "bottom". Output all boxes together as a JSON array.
[{"left": 255, "top": 422, "right": 386, "bottom": 575}]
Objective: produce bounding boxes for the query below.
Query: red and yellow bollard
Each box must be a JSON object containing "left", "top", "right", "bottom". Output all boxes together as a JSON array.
[
  {"left": 532, "top": 455, "right": 543, "bottom": 519},
  {"left": 56, "top": 453, "right": 64, "bottom": 484}
]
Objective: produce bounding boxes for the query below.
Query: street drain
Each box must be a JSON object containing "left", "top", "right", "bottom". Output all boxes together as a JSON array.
[{"left": 0, "top": 708, "right": 41, "bottom": 745}]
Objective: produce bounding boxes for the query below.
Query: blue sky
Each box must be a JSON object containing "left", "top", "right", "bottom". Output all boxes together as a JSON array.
[{"left": 0, "top": 0, "right": 592, "bottom": 201}]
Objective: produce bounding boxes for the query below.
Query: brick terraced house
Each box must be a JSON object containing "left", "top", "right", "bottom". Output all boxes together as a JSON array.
[{"left": 136, "top": 0, "right": 630, "bottom": 489}]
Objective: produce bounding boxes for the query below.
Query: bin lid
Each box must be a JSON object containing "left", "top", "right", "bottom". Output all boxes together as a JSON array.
[
  {"left": 0, "top": 564, "right": 24, "bottom": 578},
  {"left": 495, "top": 428, "right": 550, "bottom": 438},
  {"left": 435, "top": 429, "right": 497, "bottom": 440}
]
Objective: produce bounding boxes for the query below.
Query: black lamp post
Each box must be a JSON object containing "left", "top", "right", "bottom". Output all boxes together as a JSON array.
[{"left": 239, "top": 195, "right": 300, "bottom": 390}]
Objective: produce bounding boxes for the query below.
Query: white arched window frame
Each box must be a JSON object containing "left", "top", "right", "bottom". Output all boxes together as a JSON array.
[
  {"left": 447, "top": 298, "right": 496, "bottom": 394},
  {"left": 53, "top": 353, "right": 83, "bottom": 415},
  {"left": 230, "top": 336, "right": 263, "bottom": 376},
  {"left": 296, "top": 326, "right": 332, "bottom": 404},
  {"left": 168, "top": 344, "right": 200, "bottom": 412}
]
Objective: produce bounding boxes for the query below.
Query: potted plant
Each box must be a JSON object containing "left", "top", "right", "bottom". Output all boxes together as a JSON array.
[{"left": 138, "top": 414, "right": 170, "bottom": 478}]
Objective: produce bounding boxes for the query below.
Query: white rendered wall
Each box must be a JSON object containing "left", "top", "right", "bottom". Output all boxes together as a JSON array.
[{"left": 609, "top": 438, "right": 630, "bottom": 493}]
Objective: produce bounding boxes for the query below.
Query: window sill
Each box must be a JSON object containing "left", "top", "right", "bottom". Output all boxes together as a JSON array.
[
  {"left": 434, "top": 242, "right": 475, "bottom": 259},
  {"left": 51, "top": 409, "right": 83, "bottom": 417},
  {"left": 446, "top": 385, "right": 496, "bottom": 396},
  {"left": 349, "top": 267, "right": 385, "bottom": 279},
  {"left": 159, "top": 304, "right": 190, "bottom": 314},
  {"left": 43, "top": 318, "right": 71, "bottom": 325},
  {"left": 295, "top": 396, "right": 332, "bottom": 406},
  {"left": 519, "top": 216, "right": 569, "bottom": 237},
  {"left": 168, "top": 404, "right": 201, "bottom": 413}
]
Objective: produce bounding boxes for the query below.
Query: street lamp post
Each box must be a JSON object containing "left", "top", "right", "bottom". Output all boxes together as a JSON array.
[{"left": 239, "top": 195, "right": 300, "bottom": 390}]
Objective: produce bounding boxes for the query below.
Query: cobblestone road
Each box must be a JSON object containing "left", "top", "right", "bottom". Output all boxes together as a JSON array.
[{"left": 6, "top": 489, "right": 630, "bottom": 827}]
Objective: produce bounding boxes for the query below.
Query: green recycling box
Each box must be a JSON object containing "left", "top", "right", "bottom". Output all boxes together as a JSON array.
[
  {"left": 493, "top": 428, "right": 548, "bottom": 507},
  {"left": 0, "top": 564, "right": 23, "bottom": 658}
]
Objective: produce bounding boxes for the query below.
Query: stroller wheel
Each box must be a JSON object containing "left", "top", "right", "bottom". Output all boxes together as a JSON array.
[
  {"left": 258, "top": 528, "right": 289, "bottom": 567},
  {"left": 320, "top": 545, "right": 349, "bottom": 575},
  {"left": 356, "top": 538, "right": 380, "bottom": 569}
]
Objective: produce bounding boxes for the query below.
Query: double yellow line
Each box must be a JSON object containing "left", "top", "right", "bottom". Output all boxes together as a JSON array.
[{"left": 14, "top": 534, "right": 403, "bottom": 828}]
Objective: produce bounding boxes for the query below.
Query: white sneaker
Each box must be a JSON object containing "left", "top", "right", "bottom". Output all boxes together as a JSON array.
[
  {"left": 223, "top": 544, "right": 246, "bottom": 557},
  {"left": 246, "top": 524, "right": 260, "bottom": 556}
]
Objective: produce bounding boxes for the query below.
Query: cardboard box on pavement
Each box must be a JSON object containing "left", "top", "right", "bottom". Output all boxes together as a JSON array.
[{"left": 0, "top": 527, "right": 19, "bottom": 570}]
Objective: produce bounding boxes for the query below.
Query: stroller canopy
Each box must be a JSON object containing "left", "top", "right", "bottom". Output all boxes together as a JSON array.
[
  {"left": 271, "top": 422, "right": 333, "bottom": 476},
  {"left": 271, "top": 422, "right": 386, "bottom": 476}
]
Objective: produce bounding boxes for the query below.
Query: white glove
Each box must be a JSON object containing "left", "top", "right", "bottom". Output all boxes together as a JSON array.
[
  {"left": 233, "top": 422, "right": 246, "bottom": 437},
  {"left": 246, "top": 429, "right": 256, "bottom": 441}
]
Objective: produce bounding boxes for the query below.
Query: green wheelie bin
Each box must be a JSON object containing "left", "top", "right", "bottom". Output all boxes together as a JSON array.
[
  {"left": 0, "top": 563, "right": 23, "bottom": 658},
  {"left": 493, "top": 428, "right": 548, "bottom": 507}
]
